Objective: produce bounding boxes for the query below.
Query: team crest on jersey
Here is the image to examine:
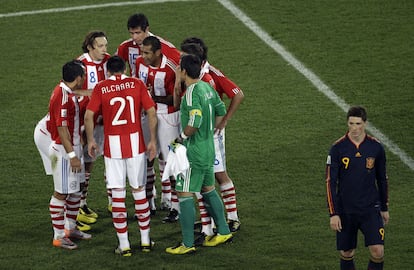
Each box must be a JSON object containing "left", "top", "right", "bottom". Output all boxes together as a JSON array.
[
  {"left": 355, "top": 152, "right": 361, "bottom": 157},
  {"left": 366, "top": 157, "right": 375, "bottom": 169}
]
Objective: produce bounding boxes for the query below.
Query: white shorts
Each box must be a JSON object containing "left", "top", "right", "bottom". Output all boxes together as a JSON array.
[
  {"left": 104, "top": 153, "right": 147, "bottom": 189},
  {"left": 142, "top": 111, "right": 180, "bottom": 160},
  {"left": 214, "top": 129, "right": 226, "bottom": 173},
  {"left": 83, "top": 124, "right": 104, "bottom": 163},
  {"left": 49, "top": 143, "right": 84, "bottom": 194},
  {"left": 34, "top": 115, "right": 52, "bottom": 175}
]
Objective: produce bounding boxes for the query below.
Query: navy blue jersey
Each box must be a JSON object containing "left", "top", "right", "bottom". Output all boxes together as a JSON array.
[{"left": 326, "top": 133, "right": 388, "bottom": 216}]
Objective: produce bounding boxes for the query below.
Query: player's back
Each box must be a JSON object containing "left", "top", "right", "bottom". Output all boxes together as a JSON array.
[
  {"left": 97, "top": 75, "right": 146, "bottom": 136},
  {"left": 182, "top": 81, "right": 226, "bottom": 168}
]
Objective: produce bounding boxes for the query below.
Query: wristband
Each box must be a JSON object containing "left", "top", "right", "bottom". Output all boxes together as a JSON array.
[
  {"left": 67, "top": 151, "right": 76, "bottom": 159},
  {"left": 180, "top": 132, "right": 188, "bottom": 140}
]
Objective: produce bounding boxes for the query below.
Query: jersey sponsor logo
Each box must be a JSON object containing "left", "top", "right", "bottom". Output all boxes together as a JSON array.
[
  {"left": 190, "top": 109, "right": 202, "bottom": 117},
  {"left": 214, "top": 159, "right": 220, "bottom": 165},
  {"left": 366, "top": 157, "right": 375, "bottom": 169}
]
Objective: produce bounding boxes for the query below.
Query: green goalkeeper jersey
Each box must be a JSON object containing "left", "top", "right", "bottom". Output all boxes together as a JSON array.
[{"left": 180, "top": 80, "right": 226, "bottom": 168}]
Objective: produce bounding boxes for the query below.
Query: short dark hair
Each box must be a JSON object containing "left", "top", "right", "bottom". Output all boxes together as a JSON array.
[
  {"left": 62, "top": 60, "right": 85, "bottom": 82},
  {"left": 180, "top": 54, "right": 201, "bottom": 79},
  {"left": 107, "top": 56, "right": 126, "bottom": 74},
  {"left": 127, "top": 13, "right": 149, "bottom": 30},
  {"left": 82, "top": 31, "right": 107, "bottom": 53},
  {"left": 181, "top": 37, "right": 208, "bottom": 61},
  {"left": 180, "top": 43, "right": 204, "bottom": 62},
  {"left": 347, "top": 106, "right": 367, "bottom": 121},
  {"left": 142, "top": 36, "right": 161, "bottom": 52}
]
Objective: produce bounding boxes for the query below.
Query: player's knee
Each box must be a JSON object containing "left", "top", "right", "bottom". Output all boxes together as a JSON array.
[
  {"left": 215, "top": 171, "right": 230, "bottom": 184},
  {"left": 340, "top": 249, "right": 355, "bottom": 258},
  {"left": 369, "top": 245, "right": 384, "bottom": 260},
  {"left": 53, "top": 192, "right": 67, "bottom": 200},
  {"left": 201, "top": 185, "right": 215, "bottom": 193}
]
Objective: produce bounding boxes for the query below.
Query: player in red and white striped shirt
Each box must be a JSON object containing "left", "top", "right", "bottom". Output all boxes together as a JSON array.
[
  {"left": 48, "top": 60, "right": 91, "bottom": 250},
  {"left": 135, "top": 36, "right": 181, "bottom": 219},
  {"left": 85, "top": 56, "right": 157, "bottom": 256},
  {"left": 76, "top": 31, "right": 111, "bottom": 226},
  {"left": 116, "top": 13, "right": 180, "bottom": 77},
  {"left": 116, "top": 14, "right": 181, "bottom": 212}
]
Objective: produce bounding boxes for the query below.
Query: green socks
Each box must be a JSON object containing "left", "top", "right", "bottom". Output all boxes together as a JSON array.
[
  {"left": 178, "top": 196, "right": 195, "bottom": 247},
  {"left": 202, "top": 189, "right": 231, "bottom": 235}
]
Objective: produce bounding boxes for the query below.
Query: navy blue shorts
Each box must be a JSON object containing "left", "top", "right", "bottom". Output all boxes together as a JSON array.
[{"left": 336, "top": 211, "right": 385, "bottom": 251}]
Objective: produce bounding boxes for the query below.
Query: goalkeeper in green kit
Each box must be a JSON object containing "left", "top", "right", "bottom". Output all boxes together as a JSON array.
[{"left": 165, "top": 54, "right": 233, "bottom": 255}]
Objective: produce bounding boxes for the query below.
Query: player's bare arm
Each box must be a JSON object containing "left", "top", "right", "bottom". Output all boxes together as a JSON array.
[
  {"left": 152, "top": 94, "right": 174, "bottom": 106},
  {"left": 84, "top": 109, "right": 99, "bottom": 158},
  {"left": 173, "top": 66, "right": 183, "bottom": 109},
  {"left": 73, "top": 89, "right": 93, "bottom": 97},
  {"left": 146, "top": 107, "right": 158, "bottom": 161},
  {"left": 57, "top": 126, "right": 81, "bottom": 172},
  {"left": 216, "top": 90, "right": 244, "bottom": 131},
  {"left": 381, "top": 211, "right": 390, "bottom": 225}
]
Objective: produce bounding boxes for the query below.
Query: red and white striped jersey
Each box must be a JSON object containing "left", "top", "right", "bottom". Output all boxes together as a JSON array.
[
  {"left": 135, "top": 54, "right": 178, "bottom": 114},
  {"left": 204, "top": 61, "right": 242, "bottom": 100},
  {"left": 116, "top": 33, "right": 180, "bottom": 77},
  {"left": 200, "top": 64, "right": 216, "bottom": 89},
  {"left": 77, "top": 52, "right": 111, "bottom": 124},
  {"left": 48, "top": 82, "right": 81, "bottom": 146},
  {"left": 87, "top": 74, "right": 156, "bottom": 158}
]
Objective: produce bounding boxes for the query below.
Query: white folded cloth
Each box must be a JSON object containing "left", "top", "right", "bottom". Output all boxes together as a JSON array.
[{"left": 162, "top": 144, "right": 190, "bottom": 182}]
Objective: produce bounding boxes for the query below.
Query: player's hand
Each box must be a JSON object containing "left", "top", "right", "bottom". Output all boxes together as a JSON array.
[
  {"left": 147, "top": 140, "right": 157, "bottom": 161},
  {"left": 88, "top": 141, "right": 99, "bottom": 159},
  {"left": 214, "top": 127, "right": 223, "bottom": 136},
  {"left": 173, "top": 136, "right": 184, "bottom": 145},
  {"left": 381, "top": 211, "right": 390, "bottom": 225},
  {"left": 147, "top": 84, "right": 154, "bottom": 98},
  {"left": 330, "top": 215, "right": 342, "bottom": 232},
  {"left": 70, "top": 157, "right": 82, "bottom": 173},
  {"left": 215, "top": 118, "right": 227, "bottom": 133}
]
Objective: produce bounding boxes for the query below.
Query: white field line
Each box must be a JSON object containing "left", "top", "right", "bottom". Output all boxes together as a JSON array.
[
  {"left": 0, "top": 0, "right": 197, "bottom": 18},
  {"left": 217, "top": 0, "right": 414, "bottom": 171}
]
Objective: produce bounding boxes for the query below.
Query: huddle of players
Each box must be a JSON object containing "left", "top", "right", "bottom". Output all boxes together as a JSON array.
[{"left": 36, "top": 13, "right": 244, "bottom": 254}]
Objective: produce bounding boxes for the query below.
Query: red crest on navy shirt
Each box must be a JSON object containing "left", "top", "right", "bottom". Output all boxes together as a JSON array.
[{"left": 366, "top": 157, "right": 375, "bottom": 169}]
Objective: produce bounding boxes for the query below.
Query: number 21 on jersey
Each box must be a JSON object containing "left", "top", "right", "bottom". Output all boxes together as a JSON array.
[{"left": 110, "top": 96, "right": 136, "bottom": 126}]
